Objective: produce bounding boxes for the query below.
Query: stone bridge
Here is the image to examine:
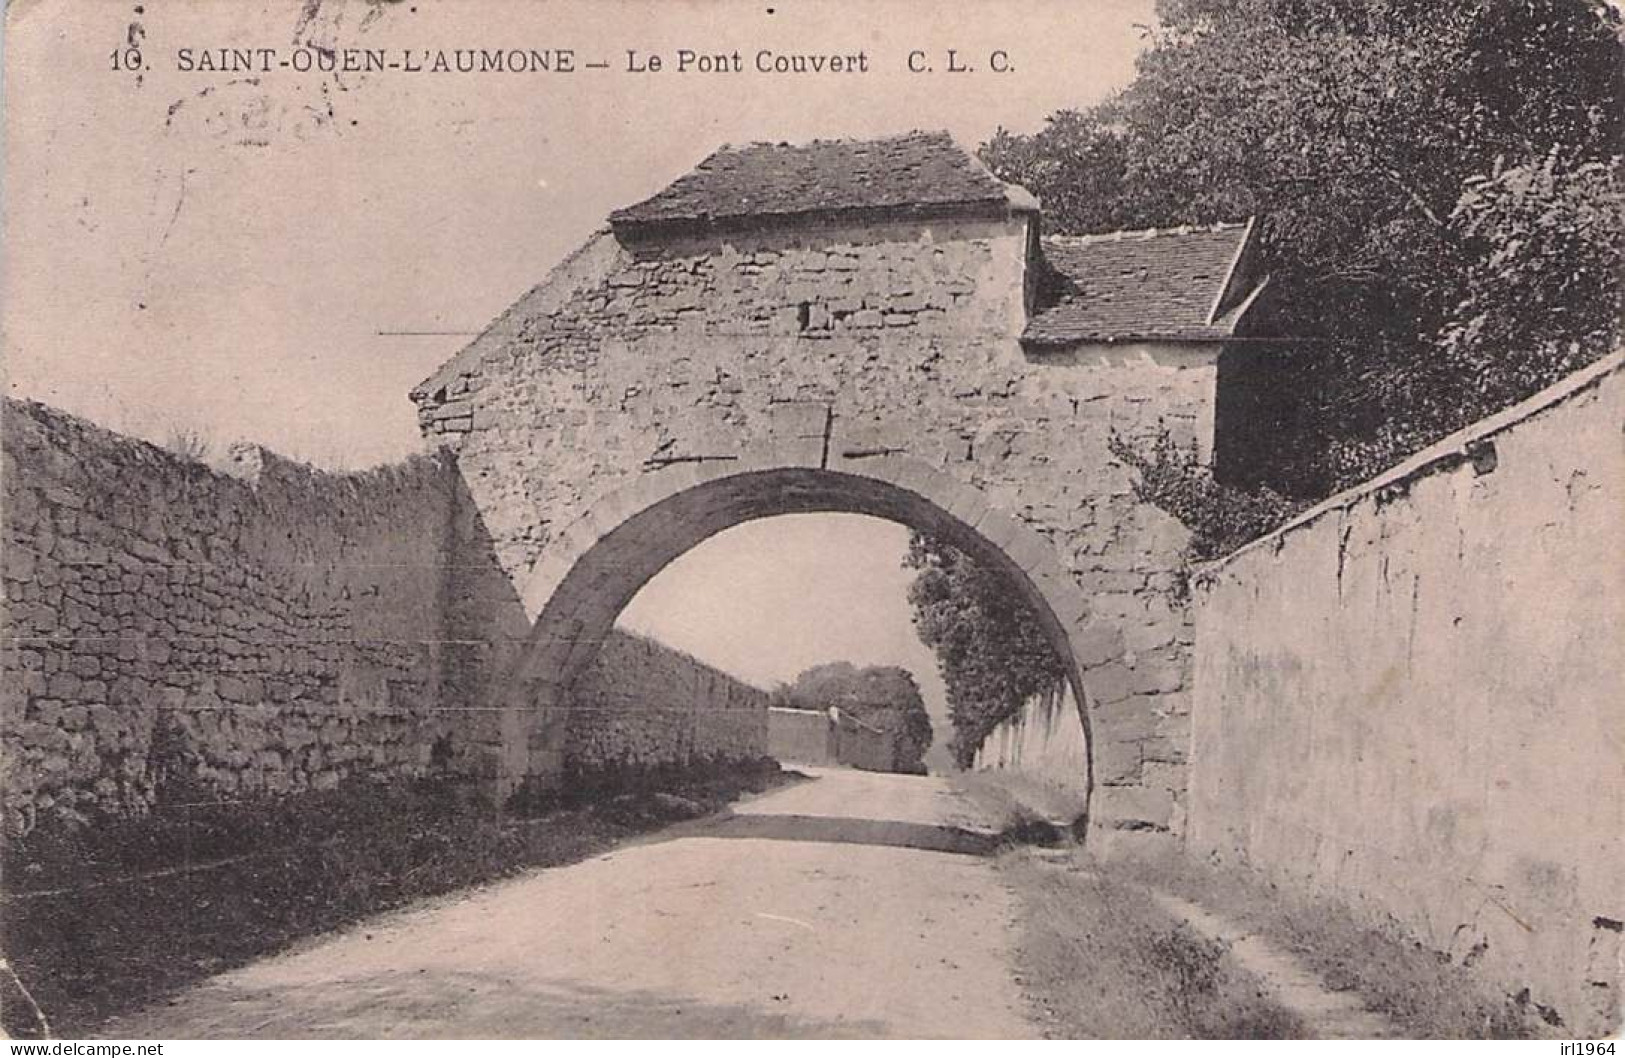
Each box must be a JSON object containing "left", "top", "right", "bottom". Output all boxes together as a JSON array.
[{"left": 411, "top": 131, "right": 1272, "bottom": 839}]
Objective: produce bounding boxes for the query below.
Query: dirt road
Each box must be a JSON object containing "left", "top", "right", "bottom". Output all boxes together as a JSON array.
[{"left": 107, "top": 768, "right": 1037, "bottom": 1039}]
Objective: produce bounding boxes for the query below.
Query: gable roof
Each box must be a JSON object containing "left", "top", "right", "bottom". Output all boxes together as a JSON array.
[
  {"left": 1023, "top": 219, "right": 1267, "bottom": 347},
  {"left": 609, "top": 130, "right": 1019, "bottom": 235}
]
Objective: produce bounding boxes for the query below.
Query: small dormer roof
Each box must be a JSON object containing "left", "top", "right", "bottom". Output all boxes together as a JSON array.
[{"left": 1023, "top": 219, "right": 1267, "bottom": 347}]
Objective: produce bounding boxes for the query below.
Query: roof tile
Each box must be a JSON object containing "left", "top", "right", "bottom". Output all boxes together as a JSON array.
[
  {"left": 609, "top": 130, "right": 1012, "bottom": 232},
  {"left": 1024, "top": 222, "right": 1259, "bottom": 345}
]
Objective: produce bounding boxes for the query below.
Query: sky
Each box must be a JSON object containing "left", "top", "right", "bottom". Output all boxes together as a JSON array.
[
  {"left": 617, "top": 513, "right": 948, "bottom": 722},
  {"left": 2, "top": 0, "right": 1151, "bottom": 722}
]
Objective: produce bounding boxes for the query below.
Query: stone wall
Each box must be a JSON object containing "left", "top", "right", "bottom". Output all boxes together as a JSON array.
[
  {"left": 1188, "top": 354, "right": 1624, "bottom": 1035},
  {"left": 413, "top": 213, "right": 1216, "bottom": 835},
  {"left": 562, "top": 629, "right": 767, "bottom": 768},
  {"left": 1, "top": 399, "right": 461, "bottom": 832},
  {"left": 973, "top": 682, "right": 1091, "bottom": 798},
  {"left": 1, "top": 400, "right": 773, "bottom": 834},
  {"left": 768, "top": 707, "right": 836, "bottom": 765}
]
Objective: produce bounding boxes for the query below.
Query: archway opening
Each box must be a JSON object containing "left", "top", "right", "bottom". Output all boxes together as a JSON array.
[
  {"left": 501, "top": 465, "right": 1099, "bottom": 832},
  {"left": 617, "top": 512, "right": 951, "bottom": 775}
]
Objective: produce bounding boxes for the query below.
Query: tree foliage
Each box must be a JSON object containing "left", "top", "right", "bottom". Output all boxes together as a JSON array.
[
  {"left": 983, "top": 0, "right": 1623, "bottom": 496},
  {"left": 1443, "top": 150, "right": 1624, "bottom": 383},
  {"left": 770, "top": 662, "right": 934, "bottom": 772},
  {"left": 902, "top": 534, "right": 1067, "bottom": 767}
]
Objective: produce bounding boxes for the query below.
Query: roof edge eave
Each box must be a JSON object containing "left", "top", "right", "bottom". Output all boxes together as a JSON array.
[
  {"left": 1019, "top": 334, "right": 1246, "bottom": 350},
  {"left": 608, "top": 198, "right": 1017, "bottom": 241},
  {"left": 1206, "top": 215, "right": 1259, "bottom": 326},
  {"left": 412, "top": 228, "right": 619, "bottom": 403}
]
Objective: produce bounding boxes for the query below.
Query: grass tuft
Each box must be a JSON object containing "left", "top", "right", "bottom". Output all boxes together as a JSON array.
[
  {"left": 1111, "top": 849, "right": 1537, "bottom": 1039},
  {"left": 999, "top": 849, "right": 1308, "bottom": 1038}
]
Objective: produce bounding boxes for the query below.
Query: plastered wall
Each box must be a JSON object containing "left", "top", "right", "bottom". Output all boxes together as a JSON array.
[{"left": 1188, "top": 355, "right": 1624, "bottom": 1035}]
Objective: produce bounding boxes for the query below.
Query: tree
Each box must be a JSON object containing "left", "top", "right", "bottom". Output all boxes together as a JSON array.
[
  {"left": 984, "top": 0, "right": 1623, "bottom": 498},
  {"left": 773, "top": 662, "right": 934, "bottom": 772},
  {"left": 903, "top": 534, "right": 1067, "bottom": 768}
]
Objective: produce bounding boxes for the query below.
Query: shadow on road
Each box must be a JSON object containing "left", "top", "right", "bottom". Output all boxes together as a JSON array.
[
  {"left": 109, "top": 968, "right": 894, "bottom": 1039},
  {"left": 662, "top": 811, "right": 1068, "bottom": 856}
]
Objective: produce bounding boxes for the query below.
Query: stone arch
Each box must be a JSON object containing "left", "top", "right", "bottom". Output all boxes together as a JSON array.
[{"left": 490, "top": 453, "right": 1128, "bottom": 838}]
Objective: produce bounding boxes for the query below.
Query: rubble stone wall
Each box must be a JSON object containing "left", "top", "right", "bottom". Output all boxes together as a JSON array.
[
  {"left": 1, "top": 400, "right": 774, "bottom": 833},
  {"left": 0, "top": 399, "right": 460, "bottom": 832},
  {"left": 563, "top": 629, "right": 768, "bottom": 768}
]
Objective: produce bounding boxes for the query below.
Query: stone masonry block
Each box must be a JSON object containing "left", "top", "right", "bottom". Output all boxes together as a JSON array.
[
  {"left": 1071, "top": 624, "right": 1124, "bottom": 669},
  {"left": 1084, "top": 662, "right": 1135, "bottom": 706},
  {"left": 1095, "top": 782, "right": 1176, "bottom": 831},
  {"left": 768, "top": 401, "right": 831, "bottom": 441},
  {"left": 1003, "top": 525, "right": 1062, "bottom": 579},
  {"left": 1128, "top": 657, "right": 1186, "bottom": 696},
  {"left": 762, "top": 436, "right": 825, "bottom": 469},
  {"left": 1093, "top": 694, "right": 1162, "bottom": 742},
  {"left": 1094, "top": 737, "right": 1143, "bottom": 786}
]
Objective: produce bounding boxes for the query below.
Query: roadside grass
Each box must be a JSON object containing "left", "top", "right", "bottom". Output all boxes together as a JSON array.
[
  {"left": 1110, "top": 848, "right": 1537, "bottom": 1039},
  {"left": 954, "top": 768, "right": 1537, "bottom": 1038},
  {"left": 951, "top": 769, "right": 1088, "bottom": 835},
  {"left": 955, "top": 769, "right": 1536, "bottom": 1039},
  {"left": 0, "top": 759, "right": 792, "bottom": 1038},
  {"left": 999, "top": 848, "right": 1307, "bottom": 1039}
]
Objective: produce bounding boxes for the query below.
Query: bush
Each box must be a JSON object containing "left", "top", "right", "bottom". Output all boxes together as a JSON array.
[{"left": 1108, "top": 427, "right": 1306, "bottom": 561}]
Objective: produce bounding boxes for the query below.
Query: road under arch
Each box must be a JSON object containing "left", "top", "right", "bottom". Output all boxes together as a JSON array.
[{"left": 486, "top": 461, "right": 1110, "bottom": 832}]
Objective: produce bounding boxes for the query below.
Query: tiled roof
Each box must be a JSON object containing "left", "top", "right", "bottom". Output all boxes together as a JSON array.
[
  {"left": 609, "top": 130, "right": 1016, "bottom": 233},
  {"left": 1023, "top": 221, "right": 1265, "bottom": 346}
]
